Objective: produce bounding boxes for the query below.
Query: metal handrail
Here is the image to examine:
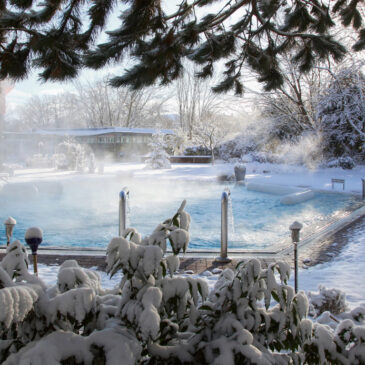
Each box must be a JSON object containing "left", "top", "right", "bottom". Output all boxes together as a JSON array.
[
  {"left": 216, "top": 188, "right": 232, "bottom": 263},
  {"left": 119, "top": 187, "right": 129, "bottom": 236}
]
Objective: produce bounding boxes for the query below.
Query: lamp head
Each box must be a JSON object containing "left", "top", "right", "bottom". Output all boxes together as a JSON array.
[
  {"left": 4, "top": 217, "right": 16, "bottom": 243},
  {"left": 25, "top": 227, "right": 43, "bottom": 254},
  {"left": 289, "top": 221, "right": 303, "bottom": 243}
]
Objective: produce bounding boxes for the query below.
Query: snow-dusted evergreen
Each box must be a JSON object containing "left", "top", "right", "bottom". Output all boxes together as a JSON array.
[
  {"left": 54, "top": 139, "right": 89, "bottom": 171},
  {"left": 145, "top": 131, "right": 171, "bottom": 169},
  {"left": 317, "top": 64, "right": 365, "bottom": 162},
  {"left": 0, "top": 203, "right": 364, "bottom": 364}
]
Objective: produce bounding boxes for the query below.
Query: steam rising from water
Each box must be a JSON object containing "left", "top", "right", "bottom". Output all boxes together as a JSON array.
[{"left": 0, "top": 175, "right": 356, "bottom": 250}]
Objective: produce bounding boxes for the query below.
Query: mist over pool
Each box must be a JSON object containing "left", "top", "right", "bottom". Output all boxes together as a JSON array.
[{"left": 0, "top": 175, "right": 357, "bottom": 251}]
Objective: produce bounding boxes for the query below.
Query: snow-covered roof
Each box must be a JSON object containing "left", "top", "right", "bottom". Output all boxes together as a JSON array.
[{"left": 31, "top": 127, "right": 174, "bottom": 137}]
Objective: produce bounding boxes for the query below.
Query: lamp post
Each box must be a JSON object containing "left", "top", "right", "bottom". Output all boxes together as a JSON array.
[
  {"left": 289, "top": 221, "right": 302, "bottom": 294},
  {"left": 4, "top": 217, "right": 16, "bottom": 246},
  {"left": 25, "top": 227, "right": 43, "bottom": 276}
]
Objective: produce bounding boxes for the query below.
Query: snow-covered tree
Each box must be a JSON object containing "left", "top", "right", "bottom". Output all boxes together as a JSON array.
[
  {"left": 193, "top": 113, "right": 233, "bottom": 164},
  {"left": 145, "top": 131, "right": 171, "bottom": 169},
  {"left": 316, "top": 64, "right": 365, "bottom": 160},
  {"left": 54, "top": 139, "right": 89, "bottom": 171}
]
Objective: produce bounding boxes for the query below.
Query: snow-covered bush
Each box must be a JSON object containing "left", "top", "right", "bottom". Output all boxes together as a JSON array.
[
  {"left": 184, "top": 145, "right": 212, "bottom": 156},
  {"left": 308, "top": 285, "right": 348, "bottom": 316},
  {"left": 1, "top": 203, "right": 365, "bottom": 364},
  {"left": 326, "top": 156, "right": 355, "bottom": 170},
  {"left": 145, "top": 131, "right": 171, "bottom": 169},
  {"left": 54, "top": 139, "right": 89, "bottom": 171}
]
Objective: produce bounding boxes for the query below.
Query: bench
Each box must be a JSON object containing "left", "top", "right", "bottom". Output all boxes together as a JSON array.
[
  {"left": 169, "top": 155, "right": 212, "bottom": 164},
  {"left": 331, "top": 178, "right": 345, "bottom": 190}
]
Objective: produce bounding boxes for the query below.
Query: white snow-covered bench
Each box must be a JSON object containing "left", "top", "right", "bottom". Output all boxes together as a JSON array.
[{"left": 331, "top": 178, "right": 345, "bottom": 190}]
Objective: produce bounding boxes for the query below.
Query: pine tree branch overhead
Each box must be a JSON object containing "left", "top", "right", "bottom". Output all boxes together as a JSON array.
[{"left": 0, "top": 0, "right": 363, "bottom": 93}]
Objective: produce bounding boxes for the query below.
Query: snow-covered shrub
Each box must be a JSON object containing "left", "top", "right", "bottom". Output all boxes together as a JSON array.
[
  {"left": 308, "top": 285, "right": 348, "bottom": 316},
  {"left": 326, "top": 156, "right": 355, "bottom": 170},
  {"left": 184, "top": 145, "right": 212, "bottom": 156},
  {"left": 218, "top": 136, "right": 257, "bottom": 161},
  {"left": 145, "top": 131, "right": 171, "bottom": 169},
  {"left": 54, "top": 139, "right": 89, "bottom": 171},
  {"left": 1, "top": 203, "right": 365, "bottom": 364}
]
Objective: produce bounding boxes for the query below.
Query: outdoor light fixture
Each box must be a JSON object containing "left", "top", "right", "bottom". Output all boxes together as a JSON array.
[
  {"left": 289, "top": 221, "right": 303, "bottom": 294},
  {"left": 4, "top": 217, "right": 16, "bottom": 246},
  {"left": 25, "top": 227, "right": 43, "bottom": 276}
]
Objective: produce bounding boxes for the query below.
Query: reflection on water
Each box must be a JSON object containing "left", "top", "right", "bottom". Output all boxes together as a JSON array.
[{"left": 0, "top": 176, "right": 357, "bottom": 250}]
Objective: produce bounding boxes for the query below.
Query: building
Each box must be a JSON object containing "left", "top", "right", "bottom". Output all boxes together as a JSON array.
[{"left": 4, "top": 127, "right": 174, "bottom": 161}]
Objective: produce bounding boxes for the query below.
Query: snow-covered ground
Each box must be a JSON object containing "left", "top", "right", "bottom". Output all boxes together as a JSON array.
[
  {"left": 6, "top": 161, "right": 365, "bottom": 194},
  {"left": 11, "top": 160, "right": 364, "bottom": 309}
]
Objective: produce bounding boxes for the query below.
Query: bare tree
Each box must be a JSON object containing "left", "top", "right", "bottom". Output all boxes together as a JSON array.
[
  {"left": 74, "top": 77, "right": 172, "bottom": 128},
  {"left": 11, "top": 77, "right": 172, "bottom": 130},
  {"left": 255, "top": 15, "right": 365, "bottom": 142},
  {"left": 176, "top": 65, "right": 222, "bottom": 139},
  {"left": 15, "top": 92, "right": 81, "bottom": 130},
  {"left": 254, "top": 54, "right": 330, "bottom": 141},
  {"left": 193, "top": 113, "right": 234, "bottom": 165}
]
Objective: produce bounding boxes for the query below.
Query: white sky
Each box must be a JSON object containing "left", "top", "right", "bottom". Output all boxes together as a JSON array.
[
  {"left": 5, "top": 1, "right": 259, "bottom": 117},
  {"left": 6, "top": 1, "right": 184, "bottom": 113}
]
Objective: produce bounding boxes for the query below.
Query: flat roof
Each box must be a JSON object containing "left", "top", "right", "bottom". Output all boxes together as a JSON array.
[{"left": 5, "top": 127, "right": 174, "bottom": 137}]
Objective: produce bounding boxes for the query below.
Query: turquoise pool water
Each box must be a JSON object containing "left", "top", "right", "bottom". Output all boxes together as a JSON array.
[{"left": 0, "top": 177, "right": 357, "bottom": 251}]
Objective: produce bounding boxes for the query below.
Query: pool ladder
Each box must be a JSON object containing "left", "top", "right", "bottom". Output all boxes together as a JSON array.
[
  {"left": 119, "top": 187, "right": 129, "bottom": 236},
  {"left": 216, "top": 188, "right": 232, "bottom": 263}
]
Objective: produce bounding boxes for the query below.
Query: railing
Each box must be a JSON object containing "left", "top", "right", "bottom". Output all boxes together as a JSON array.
[
  {"left": 119, "top": 187, "right": 129, "bottom": 236},
  {"left": 216, "top": 188, "right": 232, "bottom": 263}
]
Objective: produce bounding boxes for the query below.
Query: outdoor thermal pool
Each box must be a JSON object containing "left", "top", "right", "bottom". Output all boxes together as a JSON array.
[{"left": 0, "top": 176, "right": 358, "bottom": 251}]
